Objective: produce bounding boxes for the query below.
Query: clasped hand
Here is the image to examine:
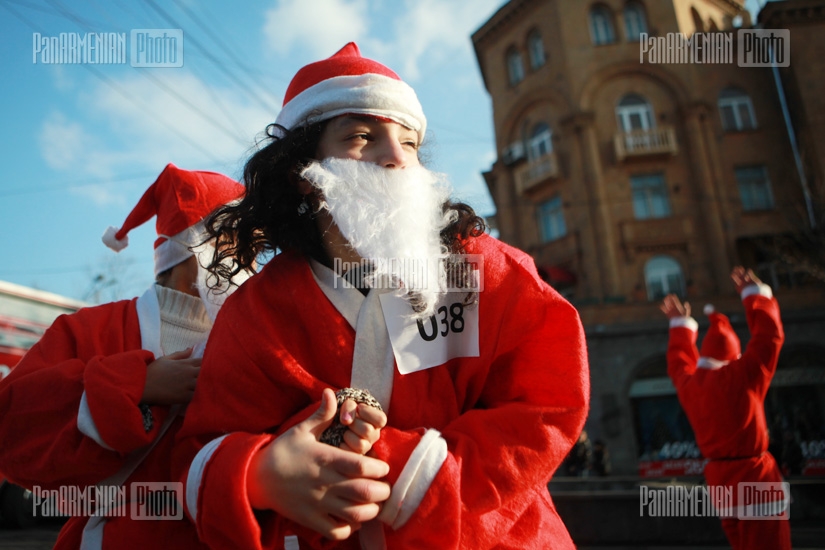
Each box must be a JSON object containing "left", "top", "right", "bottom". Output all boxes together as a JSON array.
[{"left": 246, "top": 388, "right": 390, "bottom": 541}]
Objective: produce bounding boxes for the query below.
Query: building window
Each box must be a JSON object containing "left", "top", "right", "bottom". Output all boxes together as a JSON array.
[
  {"left": 527, "top": 30, "right": 546, "bottom": 69},
  {"left": 506, "top": 48, "right": 524, "bottom": 86},
  {"left": 537, "top": 196, "right": 567, "bottom": 242},
  {"left": 528, "top": 123, "right": 553, "bottom": 160},
  {"left": 645, "top": 256, "right": 685, "bottom": 301},
  {"left": 590, "top": 5, "right": 617, "bottom": 45},
  {"left": 623, "top": 2, "right": 648, "bottom": 41},
  {"left": 735, "top": 166, "right": 774, "bottom": 211},
  {"left": 617, "top": 94, "right": 654, "bottom": 132},
  {"left": 631, "top": 173, "right": 671, "bottom": 220},
  {"left": 718, "top": 88, "right": 757, "bottom": 131}
]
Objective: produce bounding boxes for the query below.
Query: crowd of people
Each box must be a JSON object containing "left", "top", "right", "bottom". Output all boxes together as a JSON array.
[
  {"left": 0, "top": 42, "right": 792, "bottom": 550},
  {"left": 0, "top": 43, "right": 589, "bottom": 549}
]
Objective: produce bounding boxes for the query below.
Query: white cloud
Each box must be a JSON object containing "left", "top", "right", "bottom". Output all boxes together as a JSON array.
[
  {"left": 384, "top": 0, "right": 503, "bottom": 81},
  {"left": 87, "top": 71, "right": 265, "bottom": 162},
  {"left": 39, "top": 113, "right": 142, "bottom": 206},
  {"left": 50, "top": 65, "right": 76, "bottom": 92},
  {"left": 39, "top": 112, "right": 88, "bottom": 171},
  {"left": 260, "top": 0, "right": 502, "bottom": 85},
  {"left": 263, "top": 0, "right": 368, "bottom": 59},
  {"left": 37, "top": 71, "right": 272, "bottom": 205}
]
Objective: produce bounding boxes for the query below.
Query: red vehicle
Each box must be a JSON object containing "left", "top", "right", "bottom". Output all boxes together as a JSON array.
[{"left": 0, "top": 280, "right": 86, "bottom": 528}]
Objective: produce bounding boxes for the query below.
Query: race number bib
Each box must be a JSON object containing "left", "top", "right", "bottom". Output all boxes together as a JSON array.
[{"left": 380, "top": 291, "right": 479, "bottom": 375}]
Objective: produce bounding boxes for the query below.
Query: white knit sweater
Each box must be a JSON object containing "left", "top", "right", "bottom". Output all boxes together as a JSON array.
[{"left": 155, "top": 285, "right": 212, "bottom": 354}]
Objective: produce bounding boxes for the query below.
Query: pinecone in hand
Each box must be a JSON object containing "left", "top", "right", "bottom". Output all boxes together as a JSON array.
[{"left": 320, "top": 388, "right": 383, "bottom": 447}]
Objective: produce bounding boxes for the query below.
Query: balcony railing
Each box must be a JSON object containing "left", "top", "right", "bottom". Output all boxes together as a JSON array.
[
  {"left": 614, "top": 126, "right": 678, "bottom": 161},
  {"left": 619, "top": 216, "right": 693, "bottom": 258},
  {"left": 514, "top": 152, "right": 559, "bottom": 193}
]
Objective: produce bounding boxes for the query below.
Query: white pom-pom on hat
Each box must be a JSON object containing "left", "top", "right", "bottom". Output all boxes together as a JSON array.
[
  {"left": 703, "top": 304, "right": 715, "bottom": 316},
  {"left": 101, "top": 226, "right": 129, "bottom": 252},
  {"left": 101, "top": 164, "right": 245, "bottom": 275}
]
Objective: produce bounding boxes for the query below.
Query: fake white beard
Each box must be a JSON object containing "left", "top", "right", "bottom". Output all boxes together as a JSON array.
[{"left": 301, "top": 158, "right": 456, "bottom": 318}]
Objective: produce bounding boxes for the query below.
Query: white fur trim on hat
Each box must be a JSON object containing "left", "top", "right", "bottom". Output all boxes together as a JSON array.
[
  {"left": 274, "top": 73, "right": 427, "bottom": 141},
  {"left": 153, "top": 222, "right": 208, "bottom": 276},
  {"left": 102, "top": 226, "right": 129, "bottom": 252}
]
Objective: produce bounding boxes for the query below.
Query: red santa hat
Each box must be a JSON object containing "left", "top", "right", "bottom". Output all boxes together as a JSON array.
[
  {"left": 102, "top": 163, "right": 245, "bottom": 276},
  {"left": 274, "top": 42, "right": 427, "bottom": 142},
  {"left": 697, "top": 304, "right": 741, "bottom": 369}
]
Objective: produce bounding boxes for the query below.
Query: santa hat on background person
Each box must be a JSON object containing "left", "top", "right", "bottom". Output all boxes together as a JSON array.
[
  {"left": 102, "top": 163, "right": 245, "bottom": 276},
  {"left": 697, "top": 304, "right": 742, "bottom": 369},
  {"left": 274, "top": 42, "right": 427, "bottom": 142}
]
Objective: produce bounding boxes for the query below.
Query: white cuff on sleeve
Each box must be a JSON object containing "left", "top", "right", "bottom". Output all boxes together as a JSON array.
[
  {"left": 740, "top": 283, "right": 773, "bottom": 300},
  {"left": 185, "top": 434, "right": 228, "bottom": 523},
  {"left": 669, "top": 316, "right": 698, "bottom": 332},
  {"left": 378, "top": 429, "right": 448, "bottom": 529},
  {"left": 77, "top": 391, "right": 114, "bottom": 451}
]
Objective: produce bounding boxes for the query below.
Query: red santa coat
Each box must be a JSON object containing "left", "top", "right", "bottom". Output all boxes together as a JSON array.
[
  {"left": 175, "top": 234, "right": 590, "bottom": 549},
  {"left": 0, "top": 289, "right": 207, "bottom": 550},
  {"left": 666, "top": 288, "right": 787, "bottom": 515}
]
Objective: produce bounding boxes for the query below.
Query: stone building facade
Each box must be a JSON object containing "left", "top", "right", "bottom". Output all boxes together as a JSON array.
[{"left": 472, "top": 0, "right": 825, "bottom": 475}]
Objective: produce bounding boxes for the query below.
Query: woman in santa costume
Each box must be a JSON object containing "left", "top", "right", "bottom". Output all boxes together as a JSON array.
[
  {"left": 660, "top": 266, "right": 791, "bottom": 550},
  {"left": 0, "top": 164, "right": 247, "bottom": 549},
  {"left": 174, "top": 42, "right": 590, "bottom": 550}
]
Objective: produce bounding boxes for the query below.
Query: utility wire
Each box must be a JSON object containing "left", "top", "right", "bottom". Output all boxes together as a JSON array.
[
  {"left": 107, "top": 0, "right": 254, "bottom": 139},
  {"left": 25, "top": 0, "right": 241, "bottom": 163},
  {"left": 0, "top": 172, "right": 159, "bottom": 198},
  {"left": 145, "top": 0, "right": 281, "bottom": 114},
  {"left": 171, "top": 0, "right": 288, "bottom": 105}
]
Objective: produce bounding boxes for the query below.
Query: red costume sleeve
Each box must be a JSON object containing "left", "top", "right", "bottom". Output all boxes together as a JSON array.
[
  {"left": 738, "top": 294, "right": 784, "bottom": 387},
  {"left": 666, "top": 322, "right": 699, "bottom": 389},
  {"left": 175, "top": 239, "right": 589, "bottom": 549},
  {"left": 0, "top": 302, "right": 169, "bottom": 489}
]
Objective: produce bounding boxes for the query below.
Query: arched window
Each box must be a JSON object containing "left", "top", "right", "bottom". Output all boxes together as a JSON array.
[
  {"left": 506, "top": 47, "right": 525, "bottom": 86},
  {"left": 527, "top": 30, "right": 546, "bottom": 69},
  {"left": 718, "top": 87, "right": 757, "bottom": 131},
  {"left": 590, "top": 5, "right": 617, "bottom": 45},
  {"left": 616, "top": 94, "right": 654, "bottom": 132},
  {"left": 528, "top": 122, "right": 553, "bottom": 160},
  {"left": 645, "top": 256, "right": 685, "bottom": 301},
  {"left": 623, "top": 2, "right": 648, "bottom": 41}
]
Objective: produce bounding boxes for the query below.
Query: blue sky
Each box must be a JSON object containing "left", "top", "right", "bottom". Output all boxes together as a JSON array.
[
  {"left": 1, "top": 0, "right": 767, "bottom": 303},
  {"left": 0, "top": 0, "right": 504, "bottom": 303}
]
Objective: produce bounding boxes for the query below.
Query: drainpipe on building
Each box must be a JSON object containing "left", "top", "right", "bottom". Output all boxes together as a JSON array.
[{"left": 756, "top": 0, "right": 817, "bottom": 229}]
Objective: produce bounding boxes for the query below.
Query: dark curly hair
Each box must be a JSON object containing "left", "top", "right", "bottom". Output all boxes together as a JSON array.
[{"left": 205, "top": 120, "right": 486, "bottom": 301}]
